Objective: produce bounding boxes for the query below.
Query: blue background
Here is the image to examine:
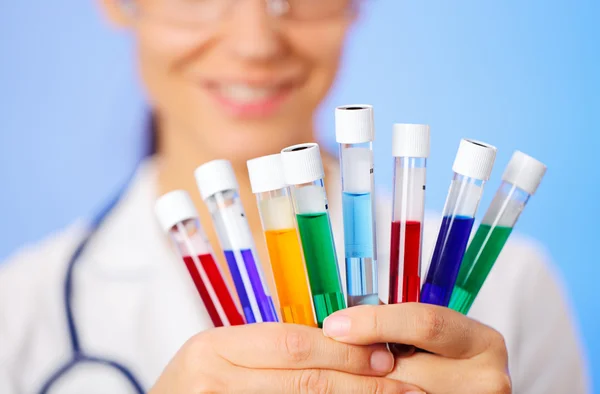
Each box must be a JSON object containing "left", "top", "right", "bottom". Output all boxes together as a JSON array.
[{"left": 1, "top": 0, "right": 598, "bottom": 388}]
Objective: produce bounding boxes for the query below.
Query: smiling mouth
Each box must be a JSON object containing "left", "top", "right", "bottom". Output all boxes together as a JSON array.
[{"left": 203, "top": 80, "right": 297, "bottom": 118}]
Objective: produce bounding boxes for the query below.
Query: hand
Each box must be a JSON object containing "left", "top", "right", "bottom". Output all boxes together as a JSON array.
[
  {"left": 150, "top": 322, "right": 424, "bottom": 393},
  {"left": 323, "top": 303, "right": 511, "bottom": 394}
]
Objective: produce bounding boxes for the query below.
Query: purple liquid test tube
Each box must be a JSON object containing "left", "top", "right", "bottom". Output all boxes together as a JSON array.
[
  {"left": 421, "top": 139, "right": 497, "bottom": 307},
  {"left": 195, "top": 160, "right": 278, "bottom": 323}
]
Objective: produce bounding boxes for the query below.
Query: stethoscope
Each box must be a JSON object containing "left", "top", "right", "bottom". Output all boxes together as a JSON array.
[{"left": 38, "top": 179, "right": 145, "bottom": 394}]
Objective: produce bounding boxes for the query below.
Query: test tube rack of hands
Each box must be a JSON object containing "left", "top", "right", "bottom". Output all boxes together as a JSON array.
[{"left": 154, "top": 104, "right": 547, "bottom": 328}]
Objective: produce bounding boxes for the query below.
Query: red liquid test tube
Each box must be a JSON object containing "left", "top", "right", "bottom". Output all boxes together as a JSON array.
[
  {"left": 155, "top": 190, "right": 245, "bottom": 327},
  {"left": 389, "top": 124, "right": 430, "bottom": 304}
]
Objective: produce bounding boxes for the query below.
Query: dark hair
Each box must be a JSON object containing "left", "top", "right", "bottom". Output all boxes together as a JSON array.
[{"left": 147, "top": 113, "right": 158, "bottom": 156}]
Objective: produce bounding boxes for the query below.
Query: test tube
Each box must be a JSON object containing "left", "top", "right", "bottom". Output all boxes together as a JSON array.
[
  {"left": 280, "top": 143, "right": 346, "bottom": 327},
  {"left": 388, "top": 124, "right": 430, "bottom": 304},
  {"left": 247, "top": 154, "right": 317, "bottom": 327},
  {"left": 195, "top": 160, "right": 278, "bottom": 324},
  {"left": 335, "top": 105, "right": 379, "bottom": 307},
  {"left": 154, "top": 190, "right": 245, "bottom": 327},
  {"left": 449, "top": 151, "right": 546, "bottom": 314},
  {"left": 421, "top": 139, "right": 497, "bottom": 307}
]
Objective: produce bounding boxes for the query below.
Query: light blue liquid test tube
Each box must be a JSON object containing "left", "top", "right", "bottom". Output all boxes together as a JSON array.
[
  {"left": 195, "top": 160, "right": 278, "bottom": 324},
  {"left": 335, "top": 105, "right": 379, "bottom": 306},
  {"left": 421, "top": 139, "right": 497, "bottom": 307}
]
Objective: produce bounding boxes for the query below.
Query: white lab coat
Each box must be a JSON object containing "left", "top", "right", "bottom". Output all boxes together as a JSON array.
[{"left": 0, "top": 159, "right": 590, "bottom": 393}]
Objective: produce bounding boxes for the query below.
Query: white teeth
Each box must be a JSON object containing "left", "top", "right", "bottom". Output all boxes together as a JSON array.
[{"left": 219, "top": 84, "right": 279, "bottom": 103}]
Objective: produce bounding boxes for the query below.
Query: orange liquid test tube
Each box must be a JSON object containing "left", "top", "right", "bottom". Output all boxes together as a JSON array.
[{"left": 248, "top": 154, "right": 317, "bottom": 327}]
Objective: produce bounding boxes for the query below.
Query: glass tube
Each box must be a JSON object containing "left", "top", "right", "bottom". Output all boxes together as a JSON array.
[
  {"left": 340, "top": 142, "right": 378, "bottom": 306},
  {"left": 421, "top": 139, "right": 497, "bottom": 307},
  {"left": 388, "top": 124, "right": 429, "bottom": 304},
  {"left": 196, "top": 160, "right": 278, "bottom": 324},
  {"left": 449, "top": 151, "right": 546, "bottom": 314},
  {"left": 336, "top": 105, "right": 378, "bottom": 306},
  {"left": 155, "top": 190, "right": 245, "bottom": 327},
  {"left": 389, "top": 158, "right": 427, "bottom": 303},
  {"left": 248, "top": 154, "right": 317, "bottom": 327},
  {"left": 281, "top": 143, "right": 346, "bottom": 327},
  {"left": 256, "top": 189, "right": 317, "bottom": 326}
]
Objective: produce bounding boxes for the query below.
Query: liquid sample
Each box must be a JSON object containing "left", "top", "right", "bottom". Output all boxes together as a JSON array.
[
  {"left": 265, "top": 228, "right": 317, "bottom": 326},
  {"left": 182, "top": 254, "right": 245, "bottom": 327},
  {"left": 342, "top": 192, "right": 377, "bottom": 306},
  {"left": 222, "top": 251, "right": 255, "bottom": 323},
  {"left": 296, "top": 212, "right": 346, "bottom": 327},
  {"left": 421, "top": 215, "right": 475, "bottom": 306},
  {"left": 449, "top": 224, "right": 513, "bottom": 314},
  {"left": 224, "top": 250, "right": 278, "bottom": 323},
  {"left": 342, "top": 192, "right": 374, "bottom": 257},
  {"left": 389, "top": 221, "right": 422, "bottom": 303}
]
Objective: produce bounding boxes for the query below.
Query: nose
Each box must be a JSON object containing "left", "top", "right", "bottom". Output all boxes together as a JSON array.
[{"left": 221, "top": 0, "right": 287, "bottom": 63}]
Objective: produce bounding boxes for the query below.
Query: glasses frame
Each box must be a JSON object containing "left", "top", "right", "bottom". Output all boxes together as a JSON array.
[{"left": 119, "top": 0, "right": 362, "bottom": 26}]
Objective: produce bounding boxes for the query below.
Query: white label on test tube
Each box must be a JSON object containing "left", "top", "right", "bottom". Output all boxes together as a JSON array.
[
  {"left": 217, "top": 202, "right": 255, "bottom": 250},
  {"left": 444, "top": 180, "right": 484, "bottom": 217},
  {"left": 342, "top": 147, "right": 373, "bottom": 194},
  {"left": 294, "top": 185, "right": 328, "bottom": 214},
  {"left": 481, "top": 185, "right": 528, "bottom": 227},
  {"left": 259, "top": 195, "right": 297, "bottom": 231},
  {"left": 393, "top": 167, "right": 427, "bottom": 222}
]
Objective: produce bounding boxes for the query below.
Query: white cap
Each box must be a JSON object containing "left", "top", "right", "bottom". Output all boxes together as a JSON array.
[
  {"left": 502, "top": 151, "right": 547, "bottom": 195},
  {"left": 452, "top": 139, "right": 497, "bottom": 181},
  {"left": 194, "top": 159, "right": 239, "bottom": 200},
  {"left": 280, "top": 143, "right": 325, "bottom": 185},
  {"left": 392, "top": 124, "right": 430, "bottom": 158},
  {"left": 247, "top": 154, "right": 287, "bottom": 193},
  {"left": 154, "top": 190, "right": 198, "bottom": 232},
  {"left": 335, "top": 105, "right": 375, "bottom": 144}
]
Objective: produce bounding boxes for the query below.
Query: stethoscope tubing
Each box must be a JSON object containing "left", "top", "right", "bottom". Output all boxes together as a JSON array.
[{"left": 39, "top": 175, "right": 145, "bottom": 394}]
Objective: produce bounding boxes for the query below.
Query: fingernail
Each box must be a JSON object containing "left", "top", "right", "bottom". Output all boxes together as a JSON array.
[
  {"left": 322, "top": 315, "right": 351, "bottom": 338},
  {"left": 370, "top": 349, "right": 394, "bottom": 373}
]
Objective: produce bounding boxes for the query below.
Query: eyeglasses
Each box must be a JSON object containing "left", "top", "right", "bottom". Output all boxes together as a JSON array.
[{"left": 127, "top": 0, "right": 357, "bottom": 26}]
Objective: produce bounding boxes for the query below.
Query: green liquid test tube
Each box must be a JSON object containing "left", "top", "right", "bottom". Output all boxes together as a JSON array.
[
  {"left": 449, "top": 151, "right": 547, "bottom": 314},
  {"left": 281, "top": 143, "right": 346, "bottom": 327}
]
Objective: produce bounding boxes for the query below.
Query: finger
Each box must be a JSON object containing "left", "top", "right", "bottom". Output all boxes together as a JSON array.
[
  {"left": 237, "top": 367, "right": 426, "bottom": 394},
  {"left": 206, "top": 323, "right": 395, "bottom": 375},
  {"left": 388, "top": 352, "right": 467, "bottom": 393},
  {"left": 387, "top": 352, "right": 512, "bottom": 394},
  {"left": 323, "top": 303, "right": 493, "bottom": 358}
]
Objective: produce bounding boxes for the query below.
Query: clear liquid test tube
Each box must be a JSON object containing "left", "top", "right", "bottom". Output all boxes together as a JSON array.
[
  {"left": 247, "top": 154, "right": 317, "bottom": 327},
  {"left": 449, "top": 151, "right": 546, "bottom": 314},
  {"left": 421, "top": 139, "right": 497, "bottom": 307},
  {"left": 154, "top": 190, "right": 245, "bottom": 327},
  {"left": 195, "top": 160, "right": 278, "bottom": 324},
  {"left": 280, "top": 143, "right": 346, "bottom": 327},
  {"left": 335, "top": 105, "right": 378, "bottom": 307},
  {"left": 388, "top": 124, "right": 430, "bottom": 304}
]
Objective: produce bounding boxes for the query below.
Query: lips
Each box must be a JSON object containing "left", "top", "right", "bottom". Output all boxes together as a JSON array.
[{"left": 219, "top": 83, "right": 286, "bottom": 104}]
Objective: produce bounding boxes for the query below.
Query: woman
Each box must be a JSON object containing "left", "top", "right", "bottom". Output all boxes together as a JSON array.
[{"left": 0, "top": 0, "right": 588, "bottom": 393}]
